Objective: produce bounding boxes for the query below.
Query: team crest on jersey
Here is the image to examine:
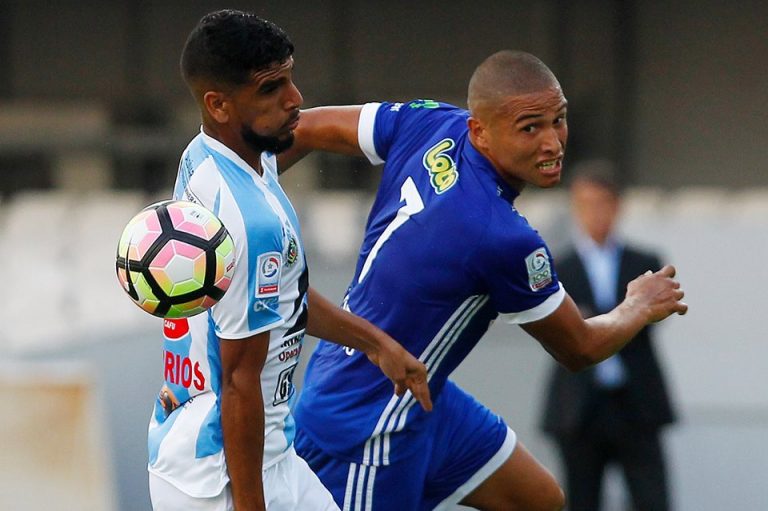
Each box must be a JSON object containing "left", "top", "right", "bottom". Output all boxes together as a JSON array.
[
  {"left": 257, "top": 252, "right": 282, "bottom": 296},
  {"left": 285, "top": 234, "right": 298, "bottom": 267},
  {"left": 423, "top": 138, "right": 459, "bottom": 194},
  {"left": 525, "top": 248, "right": 553, "bottom": 291}
]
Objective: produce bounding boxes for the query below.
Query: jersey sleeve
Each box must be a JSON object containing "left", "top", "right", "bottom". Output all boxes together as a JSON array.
[
  {"left": 358, "top": 102, "right": 384, "bottom": 164},
  {"left": 357, "top": 100, "right": 455, "bottom": 165},
  {"left": 475, "top": 224, "right": 565, "bottom": 325}
]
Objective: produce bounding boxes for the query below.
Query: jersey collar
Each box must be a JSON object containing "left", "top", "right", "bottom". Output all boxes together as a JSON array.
[{"left": 199, "top": 126, "right": 269, "bottom": 181}]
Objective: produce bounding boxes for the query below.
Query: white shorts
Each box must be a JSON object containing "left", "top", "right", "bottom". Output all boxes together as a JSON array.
[{"left": 150, "top": 447, "right": 339, "bottom": 511}]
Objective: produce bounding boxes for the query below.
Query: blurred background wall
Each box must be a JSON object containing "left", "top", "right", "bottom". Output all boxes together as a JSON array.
[{"left": 0, "top": 1, "right": 765, "bottom": 510}]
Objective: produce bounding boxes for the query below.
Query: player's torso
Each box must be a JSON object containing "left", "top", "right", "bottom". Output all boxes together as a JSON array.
[
  {"left": 298, "top": 102, "right": 563, "bottom": 467},
  {"left": 148, "top": 133, "right": 307, "bottom": 495},
  {"left": 297, "top": 106, "right": 512, "bottom": 464},
  {"left": 347, "top": 106, "right": 500, "bottom": 378}
]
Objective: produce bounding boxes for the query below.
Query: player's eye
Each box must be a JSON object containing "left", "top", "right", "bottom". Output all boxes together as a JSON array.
[
  {"left": 259, "top": 78, "right": 286, "bottom": 95},
  {"left": 260, "top": 82, "right": 279, "bottom": 94}
]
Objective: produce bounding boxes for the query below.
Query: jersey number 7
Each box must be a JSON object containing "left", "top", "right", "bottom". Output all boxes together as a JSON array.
[{"left": 358, "top": 177, "right": 425, "bottom": 283}]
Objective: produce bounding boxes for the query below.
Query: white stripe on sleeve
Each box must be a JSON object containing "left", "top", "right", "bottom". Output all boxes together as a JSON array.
[
  {"left": 499, "top": 285, "right": 566, "bottom": 324},
  {"left": 357, "top": 102, "right": 383, "bottom": 165}
]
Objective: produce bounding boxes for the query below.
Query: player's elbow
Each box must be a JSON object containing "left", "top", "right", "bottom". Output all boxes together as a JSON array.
[{"left": 557, "top": 343, "right": 603, "bottom": 372}]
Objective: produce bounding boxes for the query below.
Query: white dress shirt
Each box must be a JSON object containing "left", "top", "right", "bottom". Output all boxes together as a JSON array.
[{"left": 574, "top": 230, "right": 627, "bottom": 389}]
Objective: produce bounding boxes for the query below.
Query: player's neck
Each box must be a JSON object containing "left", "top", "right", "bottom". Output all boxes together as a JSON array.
[
  {"left": 202, "top": 124, "right": 264, "bottom": 175},
  {"left": 238, "top": 149, "right": 264, "bottom": 175}
]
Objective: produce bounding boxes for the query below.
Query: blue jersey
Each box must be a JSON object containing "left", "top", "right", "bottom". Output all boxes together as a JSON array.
[{"left": 294, "top": 101, "right": 565, "bottom": 466}]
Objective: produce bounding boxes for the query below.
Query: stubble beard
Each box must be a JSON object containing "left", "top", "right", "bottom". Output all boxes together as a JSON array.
[{"left": 241, "top": 125, "right": 295, "bottom": 155}]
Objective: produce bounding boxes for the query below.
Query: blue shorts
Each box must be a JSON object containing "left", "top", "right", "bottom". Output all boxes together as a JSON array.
[{"left": 295, "top": 380, "right": 516, "bottom": 510}]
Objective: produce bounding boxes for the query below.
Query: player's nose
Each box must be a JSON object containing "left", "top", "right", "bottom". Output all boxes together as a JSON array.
[
  {"left": 541, "top": 127, "right": 562, "bottom": 154},
  {"left": 284, "top": 81, "right": 303, "bottom": 110}
]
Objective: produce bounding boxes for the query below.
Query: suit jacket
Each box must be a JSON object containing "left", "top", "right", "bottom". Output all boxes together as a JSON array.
[{"left": 540, "top": 245, "right": 676, "bottom": 436}]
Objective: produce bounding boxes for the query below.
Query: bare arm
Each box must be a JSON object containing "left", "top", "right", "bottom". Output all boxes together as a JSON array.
[
  {"left": 306, "top": 287, "right": 433, "bottom": 412},
  {"left": 219, "top": 332, "right": 270, "bottom": 511},
  {"left": 277, "top": 105, "right": 365, "bottom": 172},
  {"left": 523, "top": 265, "right": 688, "bottom": 371}
]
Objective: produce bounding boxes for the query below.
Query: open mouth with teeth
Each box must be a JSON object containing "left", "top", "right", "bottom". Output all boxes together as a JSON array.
[{"left": 538, "top": 160, "right": 560, "bottom": 171}]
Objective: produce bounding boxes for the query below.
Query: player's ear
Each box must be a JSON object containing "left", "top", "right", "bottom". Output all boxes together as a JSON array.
[
  {"left": 467, "top": 117, "right": 489, "bottom": 151},
  {"left": 203, "top": 91, "right": 230, "bottom": 124}
]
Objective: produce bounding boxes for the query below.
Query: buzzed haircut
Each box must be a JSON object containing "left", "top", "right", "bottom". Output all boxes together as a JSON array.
[
  {"left": 180, "top": 9, "right": 294, "bottom": 89},
  {"left": 467, "top": 50, "right": 560, "bottom": 114}
]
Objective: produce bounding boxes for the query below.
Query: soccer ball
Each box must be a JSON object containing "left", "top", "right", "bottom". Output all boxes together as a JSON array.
[{"left": 116, "top": 200, "right": 235, "bottom": 318}]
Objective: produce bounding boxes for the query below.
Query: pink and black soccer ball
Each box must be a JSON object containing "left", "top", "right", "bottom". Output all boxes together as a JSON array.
[{"left": 116, "top": 200, "right": 235, "bottom": 318}]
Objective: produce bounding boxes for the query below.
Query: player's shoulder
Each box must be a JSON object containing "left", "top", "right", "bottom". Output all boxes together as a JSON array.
[
  {"left": 381, "top": 99, "right": 464, "bottom": 114},
  {"left": 481, "top": 206, "right": 551, "bottom": 257},
  {"left": 176, "top": 136, "right": 221, "bottom": 203},
  {"left": 180, "top": 133, "right": 211, "bottom": 167},
  {"left": 379, "top": 99, "right": 467, "bottom": 129},
  {"left": 485, "top": 199, "right": 541, "bottom": 235}
]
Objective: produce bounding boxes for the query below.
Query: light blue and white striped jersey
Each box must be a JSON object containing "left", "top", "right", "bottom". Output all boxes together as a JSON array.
[
  {"left": 148, "top": 129, "right": 309, "bottom": 497},
  {"left": 295, "top": 101, "right": 565, "bottom": 466}
]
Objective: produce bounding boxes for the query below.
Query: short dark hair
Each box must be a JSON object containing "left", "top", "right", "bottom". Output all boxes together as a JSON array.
[
  {"left": 569, "top": 158, "right": 623, "bottom": 196},
  {"left": 468, "top": 50, "right": 560, "bottom": 114},
  {"left": 180, "top": 9, "right": 294, "bottom": 88}
]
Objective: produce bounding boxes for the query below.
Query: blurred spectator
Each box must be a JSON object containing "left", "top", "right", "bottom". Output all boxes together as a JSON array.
[{"left": 540, "top": 159, "right": 677, "bottom": 511}]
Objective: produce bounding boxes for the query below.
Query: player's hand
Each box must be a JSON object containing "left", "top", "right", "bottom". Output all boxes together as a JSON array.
[
  {"left": 366, "top": 339, "right": 433, "bottom": 412},
  {"left": 625, "top": 264, "right": 688, "bottom": 323}
]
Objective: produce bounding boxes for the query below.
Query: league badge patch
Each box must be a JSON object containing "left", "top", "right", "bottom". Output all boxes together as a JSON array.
[
  {"left": 525, "top": 248, "right": 553, "bottom": 291},
  {"left": 257, "top": 252, "right": 282, "bottom": 296},
  {"left": 285, "top": 234, "right": 298, "bottom": 267}
]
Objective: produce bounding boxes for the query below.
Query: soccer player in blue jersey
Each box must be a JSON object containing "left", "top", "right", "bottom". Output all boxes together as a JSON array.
[
  {"left": 279, "top": 50, "right": 688, "bottom": 510},
  {"left": 147, "top": 10, "right": 431, "bottom": 511}
]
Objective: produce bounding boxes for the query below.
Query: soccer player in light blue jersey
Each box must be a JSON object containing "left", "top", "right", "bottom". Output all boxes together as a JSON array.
[
  {"left": 279, "top": 50, "right": 688, "bottom": 510},
  {"left": 147, "top": 11, "right": 431, "bottom": 511}
]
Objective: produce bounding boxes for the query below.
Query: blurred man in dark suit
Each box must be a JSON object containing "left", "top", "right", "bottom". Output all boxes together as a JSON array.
[{"left": 540, "top": 160, "right": 677, "bottom": 511}]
